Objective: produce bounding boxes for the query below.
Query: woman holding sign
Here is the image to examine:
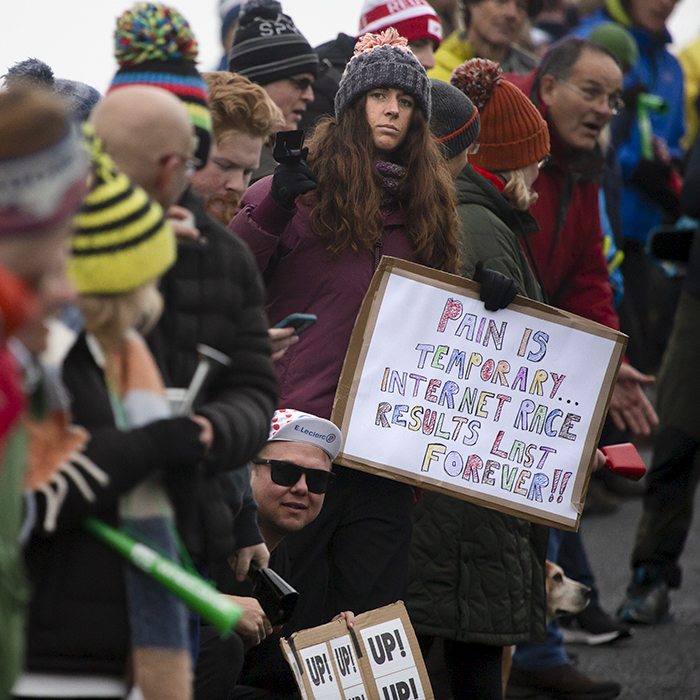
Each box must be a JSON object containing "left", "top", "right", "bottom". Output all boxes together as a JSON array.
[
  {"left": 408, "top": 59, "right": 553, "bottom": 700},
  {"left": 409, "top": 60, "right": 620, "bottom": 700},
  {"left": 232, "top": 29, "right": 515, "bottom": 635}
]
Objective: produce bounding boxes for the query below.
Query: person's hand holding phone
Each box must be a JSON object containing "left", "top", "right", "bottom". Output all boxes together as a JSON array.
[
  {"left": 268, "top": 327, "right": 299, "bottom": 362},
  {"left": 270, "top": 130, "right": 317, "bottom": 210}
]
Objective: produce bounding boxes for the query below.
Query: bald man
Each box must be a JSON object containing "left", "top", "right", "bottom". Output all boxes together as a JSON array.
[
  {"left": 92, "top": 84, "right": 278, "bottom": 579},
  {"left": 90, "top": 86, "right": 195, "bottom": 211}
]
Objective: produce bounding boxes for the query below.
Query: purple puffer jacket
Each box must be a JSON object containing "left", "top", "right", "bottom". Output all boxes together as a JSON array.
[{"left": 230, "top": 175, "right": 418, "bottom": 420}]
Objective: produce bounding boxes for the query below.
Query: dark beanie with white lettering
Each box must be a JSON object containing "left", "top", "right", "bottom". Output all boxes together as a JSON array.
[{"left": 227, "top": 0, "right": 318, "bottom": 86}]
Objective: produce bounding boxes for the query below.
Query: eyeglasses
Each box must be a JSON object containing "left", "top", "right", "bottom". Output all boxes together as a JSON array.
[
  {"left": 557, "top": 79, "right": 625, "bottom": 115},
  {"left": 288, "top": 76, "right": 314, "bottom": 92},
  {"left": 538, "top": 155, "right": 550, "bottom": 169},
  {"left": 161, "top": 152, "right": 202, "bottom": 177},
  {"left": 252, "top": 458, "right": 335, "bottom": 494}
]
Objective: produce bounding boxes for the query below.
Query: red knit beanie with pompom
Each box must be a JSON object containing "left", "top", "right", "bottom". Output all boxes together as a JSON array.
[{"left": 450, "top": 58, "right": 549, "bottom": 172}]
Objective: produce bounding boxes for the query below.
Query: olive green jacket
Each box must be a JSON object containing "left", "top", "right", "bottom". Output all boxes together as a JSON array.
[
  {"left": 456, "top": 164, "right": 544, "bottom": 302},
  {"left": 406, "top": 164, "right": 548, "bottom": 646}
]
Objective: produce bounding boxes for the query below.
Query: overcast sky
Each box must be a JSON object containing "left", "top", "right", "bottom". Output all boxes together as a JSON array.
[{"left": 0, "top": 0, "right": 697, "bottom": 95}]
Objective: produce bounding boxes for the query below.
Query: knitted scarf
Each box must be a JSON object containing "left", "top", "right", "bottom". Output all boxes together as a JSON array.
[
  {"left": 374, "top": 160, "right": 407, "bottom": 210},
  {"left": 95, "top": 330, "right": 192, "bottom": 700}
]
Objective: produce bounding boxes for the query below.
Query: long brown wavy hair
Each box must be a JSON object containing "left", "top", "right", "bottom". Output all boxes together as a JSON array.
[{"left": 303, "top": 96, "right": 460, "bottom": 274}]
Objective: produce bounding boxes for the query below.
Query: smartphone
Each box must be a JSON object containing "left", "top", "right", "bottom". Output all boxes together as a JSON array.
[
  {"left": 273, "top": 130, "right": 305, "bottom": 165},
  {"left": 273, "top": 313, "right": 317, "bottom": 335},
  {"left": 600, "top": 443, "right": 647, "bottom": 481}
]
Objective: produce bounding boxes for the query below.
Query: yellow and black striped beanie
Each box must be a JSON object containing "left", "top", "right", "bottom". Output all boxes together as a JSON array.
[{"left": 69, "top": 127, "right": 176, "bottom": 295}]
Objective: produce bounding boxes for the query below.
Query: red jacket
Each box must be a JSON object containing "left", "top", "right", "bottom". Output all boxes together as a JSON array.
[{"left": 508, "top": 71, "right": 619, "bottom": 331}]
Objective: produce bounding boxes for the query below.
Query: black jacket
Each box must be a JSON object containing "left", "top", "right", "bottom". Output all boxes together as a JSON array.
[
  {"left": 298, "top": 33, "right": 355, "bottom": 131},
  {"left": 148, "top": 188, "right": 277, "bottom": 473},
  {"left": 147, "top": 188, "right": 278, "bottom": 563}
]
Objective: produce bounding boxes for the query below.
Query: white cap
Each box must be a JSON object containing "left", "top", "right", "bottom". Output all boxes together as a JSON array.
[{"left": 268, "top": 409, "right": 343, "bottom": 461}]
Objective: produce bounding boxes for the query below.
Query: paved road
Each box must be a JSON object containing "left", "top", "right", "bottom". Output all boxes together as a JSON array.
[
  {"left": 424, "top": 443, "right": 700, "bottom": 699},
  {"left": 574, "top": 469, "right": 700, "bottom": 700}
]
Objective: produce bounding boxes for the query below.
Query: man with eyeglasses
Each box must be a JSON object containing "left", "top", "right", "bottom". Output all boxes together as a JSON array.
[
  {"left": 228, "top": 0, "right": 318, "bottom": 184},
  {"left": 572, "top": 0, "right": 685, "bottom": 377},
  {"left": 195, "top": 410, "right": 343, "bottom": 700},
  {"left": 92, "top": 77, "right": 279, "bottom": 574},
  {"left": 430, "top": 0, "right": 543, "bottom": 82},
  {"left": 510, "top": 39, "right": 656, "bottom": 438},
  {"left": 500, "top": 39, "right": 659, "bottom": 699}
]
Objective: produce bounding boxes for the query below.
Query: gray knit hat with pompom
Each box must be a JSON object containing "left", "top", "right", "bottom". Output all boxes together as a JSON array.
[
  {"left": 3, "top": 58, "right": 101, "bottom": 121},
  {"left": 334, "top": 28, "right": 431, "bottom": 120}
]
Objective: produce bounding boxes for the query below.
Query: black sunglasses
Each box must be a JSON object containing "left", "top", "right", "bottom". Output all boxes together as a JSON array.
[
  {"left": 288, "top": 76, "right": 314, "bottom": 92},
  {"left": 252, "top": 458, "right": 335, "bottom": 494}
]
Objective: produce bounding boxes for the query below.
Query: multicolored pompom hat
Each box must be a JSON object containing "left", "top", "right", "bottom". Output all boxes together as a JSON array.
[
  {"left": 267, "top": 409, "right": 343, "bottom": 461},
  {"left": 108, "top": 3, "right": 212, "bottom": 167}
]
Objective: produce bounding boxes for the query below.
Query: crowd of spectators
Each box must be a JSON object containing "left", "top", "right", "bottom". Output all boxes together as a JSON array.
[{"left": 1, "top": 0, "right": 698, "bottom": 699}]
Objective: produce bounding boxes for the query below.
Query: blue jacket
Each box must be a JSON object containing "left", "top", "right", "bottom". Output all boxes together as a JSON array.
[{"left": 572, "top": 7, "right": 685, "bottom": 243}]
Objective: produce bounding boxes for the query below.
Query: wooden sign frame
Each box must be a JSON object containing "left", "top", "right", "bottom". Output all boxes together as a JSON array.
[
  {"left": 331, "top": 257, "right": 627, "bottom": 531},
  {"left": 281, "top": 602, "right": 433, "bottom": 700}
]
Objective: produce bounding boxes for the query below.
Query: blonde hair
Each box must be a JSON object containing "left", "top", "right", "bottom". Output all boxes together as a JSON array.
[
  {"left": 202, "top": 72, "right": 284, "bottom": 143},
  {"left": 500, "top": 169, "right": 538, "bottom": 211},
  {"left": 79, "top": 281, "right": 163, "bottom": 352}
]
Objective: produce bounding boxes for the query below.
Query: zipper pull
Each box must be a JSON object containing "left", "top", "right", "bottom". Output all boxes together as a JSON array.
[{"left": 373, "top": 238, "right": 383, "bottom": 272}]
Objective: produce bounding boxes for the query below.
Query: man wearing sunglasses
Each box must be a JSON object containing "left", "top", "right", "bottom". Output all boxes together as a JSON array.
[
  {"left": 250, "top": 409, "right": 340, "bottom": 550},
  {"left": 195, "top": 410, "right": 343, "bottom": 700}
]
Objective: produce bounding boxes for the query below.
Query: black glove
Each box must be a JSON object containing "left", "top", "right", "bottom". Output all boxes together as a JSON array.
[
  {"left": 620, "top": 83, "right": 647, "bottom": 113},
  {"left": 629, "top": 158, "right": 680, "bottom": 217},
  {"left": 474, "top": 261, "right": 518, "bottom": 311},
  {"left": 270, "top": 147, "right": 318, "bottom": 209},
  {"left": 141, "top": 416, "right": 207, "bottom": 468}
]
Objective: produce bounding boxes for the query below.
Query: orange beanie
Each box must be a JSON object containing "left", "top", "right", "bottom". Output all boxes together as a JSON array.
[{"left": 450, "top": 58, "right": 549, "bottom": 172}]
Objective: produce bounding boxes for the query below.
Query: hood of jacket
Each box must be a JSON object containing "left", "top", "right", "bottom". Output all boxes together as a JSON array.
[{"left": 455, "top": 164, "right": 540, "bottom": 240}]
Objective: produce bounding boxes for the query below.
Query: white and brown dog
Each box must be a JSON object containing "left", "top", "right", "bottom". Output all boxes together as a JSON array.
[
  {"left": 502, "top": 560, "right": 592, "bottom": 694},
  {"left": 544, "top": 559, "right": 591, "bottom": 624}
]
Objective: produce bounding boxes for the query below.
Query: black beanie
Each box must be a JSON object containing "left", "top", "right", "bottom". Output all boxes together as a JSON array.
[
  {"left": 429, "top": 79, "right": 480, "bottom": 161},
  {"left": 227, "top": 0, "right": 318, "bottom": 85}
]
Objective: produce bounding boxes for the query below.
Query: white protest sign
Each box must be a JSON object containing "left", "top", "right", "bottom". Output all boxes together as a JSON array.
[
  {"left": 280, "top": 602, "right": 433, "bottom": 700},
  {"left": 330, "top": 635, "right": 365, "bottom": 693},
  {"left": 361, "top": 620, "right": 427, "bottom": 700},
  {"left": 300, "top": 642, "right": 344, "bottom": 700},
  {"left": 361, "top": 619, "right": 415, "bottom": 676},
  {"left": 374, "top": 668, "right": 426, "bottom": 700},
  {"left": 332, "top": 258, "right": 626, "bottom": 531}
]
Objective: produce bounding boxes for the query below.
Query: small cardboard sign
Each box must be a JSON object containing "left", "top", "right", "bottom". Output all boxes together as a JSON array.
[
  {"left": 281, "top": 602, "right": 433, "bottom": 700},
  {"left": 331, "top": 258, "right": 627, "bottom": 531}
]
